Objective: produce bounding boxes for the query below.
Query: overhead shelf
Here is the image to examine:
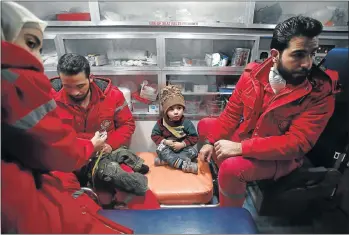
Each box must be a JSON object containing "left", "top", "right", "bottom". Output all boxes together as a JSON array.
[
  {"left": 163, "top": 66, "right": 245, "bottom": 74},
  {"left": 91, "top": 66, "right": 160, "bottom": 72},
  {"left": 97, "top": 21, "right": 348, "bottom": 32}
]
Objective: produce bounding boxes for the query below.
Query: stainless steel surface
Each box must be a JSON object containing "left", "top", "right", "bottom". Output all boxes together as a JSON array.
[
  {"left": 248, "top": 23, "right": 348, "bottom": 32},
  {"left": 163, "top": 66, "right": 245, "bottom": 73},
  {"left": 47, "top": 21, "right": 95, "bottom": 27},
  {"left": 162, "top": 68, "right": 245, "bottom": 76},
  {"left": 90, "top": 66, "right": 161, "bottom": 73},
  {"left": 89, "top": 1, "right": 101, "bottom": 24},
  {"left": 59, "top": 33, "right": 160, "bottom": 39}
]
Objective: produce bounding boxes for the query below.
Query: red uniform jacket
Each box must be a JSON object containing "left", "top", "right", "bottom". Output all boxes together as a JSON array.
[
  {"left": 1, "top": 41, "right": 133, "bottom": 233},
  {"left": 50, "top": 77, "right": 135, "bottom": 150},
  {"left": 1, "top": 42, "right": 94, "bottom": 171},
  {"left": 206, "top": 58, "right": 336, "bottom": 179}
]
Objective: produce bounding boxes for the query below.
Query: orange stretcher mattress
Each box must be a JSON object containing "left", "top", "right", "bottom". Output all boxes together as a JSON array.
[{"left": 137, "top": 152, "right": 213, "bottom": 205}]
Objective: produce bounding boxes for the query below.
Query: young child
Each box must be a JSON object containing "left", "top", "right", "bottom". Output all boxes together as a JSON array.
[{"left": 151, "top": 85, "right": 199, "bottom": 174}]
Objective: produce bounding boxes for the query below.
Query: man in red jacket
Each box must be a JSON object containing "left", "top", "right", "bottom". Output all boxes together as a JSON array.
[
  {"left": 1, "top": 1, "right": 133, "bottom": 233},
  {"left": 198, "top": 16, "right": 338, "bottom": 207},
  {"left": 50, "top": 53, "right": 159, "bottom": 209}
]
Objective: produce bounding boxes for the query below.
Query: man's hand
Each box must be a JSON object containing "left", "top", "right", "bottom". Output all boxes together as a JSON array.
[
  {"left": 199, "top": 144, "right": 214, "bottom": 162},
  {"left": 164, "top": 139, "right": 175, "bottom": 146},
  {"left": 91, "top": 131, "right": 107, "bottom": 152},
  {"left": 102, "top": 144, "right": 113, "bottom": 154},
  {"left": 214, "top": 140, "right": 242, "bottom": 161},
  {"left": 172, "top": 142, "right": 185, "bottom": 152}
]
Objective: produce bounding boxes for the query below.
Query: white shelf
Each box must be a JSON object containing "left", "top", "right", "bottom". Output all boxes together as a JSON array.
[
  {"left": 91, "top": 66, "right": 160, "bottom": 72},
  {"left": 44, "top": 66, "right": 57, "bottom": 71},
  {"left": 164, "top": 66, "right": 245, "bottom": 73},
  {"left": 48, "top": 20, "right": 349, "bottom": 32}
]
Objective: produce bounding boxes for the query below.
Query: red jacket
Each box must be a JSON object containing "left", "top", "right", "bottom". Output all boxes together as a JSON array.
[
  {"left": 1, "top": 41, "right": 133, "bottom": 233},
  {"left": 1, "top": 41, "right": 93, "bottom": 172},
  {"left": 50, "top": 77, "right": 135, "bottom": 150},
  {"left": 206, "top": 58, "right": 336, "bottom": 179}
]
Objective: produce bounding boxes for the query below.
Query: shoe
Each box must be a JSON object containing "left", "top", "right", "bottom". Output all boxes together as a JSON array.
[
  {"left": 188, "top": 147, "right": 198, "bottom": 159},
  {"left": 96, "top": 159, "right": 148, "bottom": 196},
  {"left": 182, "top": 161, "right": 198, "bottom": 174},
  {"left": 138, "top": 164, "right": 150, "bottom": 174}
]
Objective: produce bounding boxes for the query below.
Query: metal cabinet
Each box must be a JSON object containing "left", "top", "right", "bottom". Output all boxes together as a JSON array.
[
  {"left": 162, "top": 34, "right": 259, "bottom": 71},
  {"left": 15, "top": 1, "right": 96, "bottom": 26},
  {"left": 252, "top": 1, "right": 348, "bottom": 30},
  {"left": 163, "top": 71, "right": 240, "bottom": 119},
  {"left": 57, "top": 33, "right": 160, "bottom": 71},
  {"left": 93, "top": 72, "right": 161, "bottom": 120},
  {"left": 97, "top": 1, "right": 252, "bottom": 26}
]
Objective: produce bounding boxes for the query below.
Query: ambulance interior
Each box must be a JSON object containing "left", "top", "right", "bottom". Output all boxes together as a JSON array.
[{"left": 8, "top": 1, "right": 349, "bottom": 233}]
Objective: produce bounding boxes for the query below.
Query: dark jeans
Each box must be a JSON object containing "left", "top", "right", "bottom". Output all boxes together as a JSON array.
[{"left": 157, "top": 146, "right": 198, "bottom": 168}]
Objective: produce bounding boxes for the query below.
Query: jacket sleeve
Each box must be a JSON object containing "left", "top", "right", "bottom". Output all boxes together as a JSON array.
[
  {"left": 206, "top": 73, "right": 246, "bottom": 144},
  {"left": 241, "top": 95, "right": 335, "bottom": 160},
  {"left": 1, "top": 68, "right": 94, "bottom": 172},
  {"left": 151, "top": 121, "right": 164, "bottom": 145},
  {"left": 106, "top": 88, "right": 136, "bottom": 149},
  {"left": 182, "top": 119, "right": 199, "bottom": 146}
]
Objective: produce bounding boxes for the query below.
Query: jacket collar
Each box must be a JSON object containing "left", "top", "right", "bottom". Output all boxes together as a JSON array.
[
  {"left": 1, "top": 40, "right": 43, "bottom": 72},
  {"left": 249, "top": 57, "right": 312, "bottom": 92}
]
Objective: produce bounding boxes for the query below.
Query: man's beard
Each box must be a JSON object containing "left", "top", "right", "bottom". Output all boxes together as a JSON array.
[
  {"left": 277, "top": 61, "right": 311, "bottom": 86},
  {"left": 69, "top": 85, "right": 90, "bottom": 102}
]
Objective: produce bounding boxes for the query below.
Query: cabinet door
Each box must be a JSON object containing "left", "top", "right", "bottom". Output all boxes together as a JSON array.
[
  {"left": 95, "top": 74, "right": 160, "bottom": 119},
  {"left": 164, "top": 36, "right": 258, "bottom": 71},
  {"left": 61, "top": 35, "right": 159, "bottom": 71},
  {"left": 98, "top": 1, "right": 250, "bottom": 25},
  {"left": 253, "top": 1, "right": 348, "bottom": 28},
  {"left": 165, "top": 73, "right": 240, "bottom": 119},
  {"left": 16, "top": 1, "right": 92, "bottom": 25},
  {"left": 42, "top": 39, "right": 58, "bottom": 69}
]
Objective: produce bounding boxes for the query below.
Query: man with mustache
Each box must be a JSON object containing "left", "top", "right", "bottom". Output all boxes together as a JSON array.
[
  {"left": 50, "top": 53, "right": 159, "bottom": 209},
  {"left": 198, "top": 16, "right": 339, "bottom": 207}
]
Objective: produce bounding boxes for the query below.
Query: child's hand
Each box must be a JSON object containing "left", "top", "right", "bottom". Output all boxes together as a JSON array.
[
  {"left": 172, "top": 142, "right": 185, "bottom": 152},
  {"left": 164, "top": 139, "right": 175, "bottom": 146}
]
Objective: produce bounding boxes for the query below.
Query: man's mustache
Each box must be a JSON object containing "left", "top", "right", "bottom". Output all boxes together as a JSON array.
[{"left": 294, "top": 68, "right": 311, "bottom": 75}]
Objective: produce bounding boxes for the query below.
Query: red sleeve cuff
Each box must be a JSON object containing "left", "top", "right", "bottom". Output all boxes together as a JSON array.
[
  {"left": 75, "top": 140, "right": 95, "bottom": 169},
  {"left": 183, "top": 139, "right": 191, "bottom": 146},
  {"left": 241, "top": 138, "right": 254, "bottom": 157}
]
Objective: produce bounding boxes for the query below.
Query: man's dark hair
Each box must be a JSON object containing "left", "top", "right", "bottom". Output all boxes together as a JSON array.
[
  {"left": 57, "top": 53, "right": 90, "bottom": 78},
  {"left": 270, "top": 16, "right": 323, "bottom": 52}
]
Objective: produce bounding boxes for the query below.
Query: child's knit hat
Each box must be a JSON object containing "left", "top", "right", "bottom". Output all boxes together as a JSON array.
[{"left": 160, "top": 85, "right": 185, "bottom": 114}]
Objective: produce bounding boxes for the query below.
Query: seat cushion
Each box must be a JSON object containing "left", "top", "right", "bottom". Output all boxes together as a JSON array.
[{"left": 137, "top": 152, "right": 213, "bottom": 205}]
